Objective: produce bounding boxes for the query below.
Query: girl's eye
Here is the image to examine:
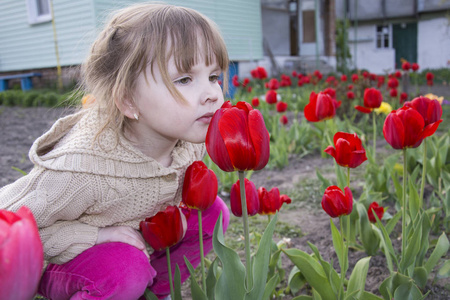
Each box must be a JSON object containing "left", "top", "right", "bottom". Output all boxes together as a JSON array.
[
  {"left": 210, "top": 75, "right": 220, "bottom": 83},
  {"left": 175, "top": 77, "right": 191, "bottom": 85}
]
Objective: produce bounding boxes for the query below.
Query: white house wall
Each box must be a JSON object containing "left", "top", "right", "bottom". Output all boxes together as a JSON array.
[
  {"left": 349, "top": 24, "right": 395, "bottom": 74},
  {"left": 418, "top": 17, "right": 450, "bottom": 69}
]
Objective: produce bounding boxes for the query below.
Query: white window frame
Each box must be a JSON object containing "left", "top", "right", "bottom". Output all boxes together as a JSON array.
[
  {"left": 376, "top": 24, "right": 391, "bottom": 49},
  {"left": 26, "top": 0, "right": 52, "bottom": 25}
]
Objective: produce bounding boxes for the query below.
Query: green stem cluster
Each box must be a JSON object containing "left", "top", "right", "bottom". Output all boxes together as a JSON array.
[
  {"left": 198, "top": 211, "right": 206, "bottom": 291},
  {"left": 401, "top": 148, "right": 408, "bottom": 262},
  {"left": 166, "top": 248, "right": 174, "bottom": 299}
]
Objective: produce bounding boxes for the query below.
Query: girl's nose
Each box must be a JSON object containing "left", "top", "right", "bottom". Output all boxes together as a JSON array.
[{"left": 201, "top": 81, "right": 219, "bottom": 104}]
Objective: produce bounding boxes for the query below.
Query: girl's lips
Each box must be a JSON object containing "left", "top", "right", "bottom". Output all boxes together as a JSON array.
[{"left": 197, "top": 113, "right": 214, "bottom": 124}]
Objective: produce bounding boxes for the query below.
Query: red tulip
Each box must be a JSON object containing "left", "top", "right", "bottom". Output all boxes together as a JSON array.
[
  {"left": 395, "top": 71, "right": 402, "bottom": 78},
  {"left": 405, "top": 96, "right": 443, "bottom": 127},
  {"left": 304, "top": 91, "right": 341, "bottom": 122},
  {"left": 367, "top": 202, "right": 385, "bottom": 223},
  {"left": 292, "top": 70, "right": 298, "bottom": 77},
  {"left": 265, "top": 90, "right": 277, "bottom": 104},
  {"left": 341, "top": 74, "right": 348, "bottom": 82},
  {"left": 347, "top": 91, "right": 355, "bottom": 100},
  {"left": 426, "top": 72, "right": 434, "bottom": 81},
  {"left": 0, "top": 206, "right": 44, "bottom": 300},
  {"left": 355, "top": 88, "right": 383, "bottom": 113},
  {"left": 276, "top": 101, "right": 288, "bottom": 113},
  {"left": 251, "top": 97, "right": 260, "bottom": 107},
  {"left": 140, "top": 206, "right": 187, "bottom": 251},
  {"left": 313, "top": 70, "right": 323, "bottom": 80},
  {"left": 323, "top": 87, "right": 336, "bottom": 99},
  {"left": 251, "top": 66, "right": 268, "bottom": 80},
  {"left": 402, "top": 61, "right": 411, "bottom": 71},
  {"left": 348, "top": 84, "right": 354, "bottom": 90},
  {"left": 182, "top": 161, "right": 218, "bottom": 211},
  {"left": 377, "top": 76, "right": 385, "bottom": 88},
  {"left": 324, "top": 132, "right": 367, "bottom": 168},
  {"left": 351, "top": 74, "right": 359, "bottom": 83},
  {"left": 206, "top": 101, "right": 270, "bottom": 172},
  {"left": 257, "top": 187, "right": 292, "bottom": 215},
  {"left": 388, "top": 77, "right": 399, "bottom": 89},
  {"left": 383, "top": 106, "right": 442, "bottom": 149},
  {"left": 280, "top": 115, "right": 288, "bottom": 125},
  {"left": 400, "top": 92, "right": 408, "bottom": 104},
  {"left": 247, "top": 86, "right": 252, "bottom": 93},
  {"left": 322, "top": 186, "right": 353, "bottom": 218},
  {"left": 232, "top": 75, "right": 240, "bottom": 87},
  {"left": 230, "top": 178, "right": 260, "bottom": 217},
  {"left": 411, "top": 63, "right": 419, "bottom": 72},
  {"left": 390, "top": 88, "right": 398, "bottom": 98},
  {"left": 242, "top": 78, "right": 250, "bottom": 88},
  {"left": 268, "top": 78, "right": 280, "bottom": 90}
]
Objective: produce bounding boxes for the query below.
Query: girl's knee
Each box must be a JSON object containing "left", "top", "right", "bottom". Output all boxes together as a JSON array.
[{"left": 40, "top": 243, "right": 156, "bottom": 300}]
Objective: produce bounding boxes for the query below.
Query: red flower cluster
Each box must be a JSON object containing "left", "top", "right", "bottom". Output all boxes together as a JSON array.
[
  {"left": 250, "top": 66, "right": 268, "bottom": 80},
  {"left": 304, "top": 91, "right": 341, "bottom": 122},
  {"left": 383, "top": 96, "right": 442, "bottom": 149},
  {"left": 355, "top": 88, "right": 382, "bottom": 113},
  {"left": 229, "top": 179, "right": 292, "bottom": 217},
  {"left": 265, "top": 89, "right": 277, "bottom": 104},
  {"left": 324, "top": 132, "right": 367, "bottom": 168},
  {"left": 268, "top": 78, "right": 279, "bottom": 90}
]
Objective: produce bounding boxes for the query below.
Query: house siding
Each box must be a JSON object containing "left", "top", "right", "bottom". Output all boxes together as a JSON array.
[{"left": 0, "top": 0, "right": 95, "bottom": 72}]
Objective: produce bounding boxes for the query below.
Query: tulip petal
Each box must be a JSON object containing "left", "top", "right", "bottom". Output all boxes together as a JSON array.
[
  {"left": 316, "top": 93, "right": 335, "bottom": 120},
  {"left": 355, "top": 105, "right": 372, "bottom": 114},
  {"left": 399, "top": 108, "right": 425, "bottom": 148},
  {"left": 248, "top": 109, "right": 270, "bottom": 170},
  {"left": 304, "top": 92, "right": 320, "bottom": 122},
  {"left": 206, "top": 109, "right": 235, "bottom": 172},
  {"left": 348, "top": 150, "right": 368, "bottom": 168},
  {"left": 335, "top": 138, "right": 351, "bottom": 167},
  {"left": 383, "top": 112, "right": 405, "bottom": 149},
  {"left": 218, "top": 108, "right": 256, "bottom": 171},
  {"left": 324, "top": 145, "right": 336, "bottom": 159}
]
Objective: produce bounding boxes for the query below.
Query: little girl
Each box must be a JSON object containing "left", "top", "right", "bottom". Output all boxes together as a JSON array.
[{"left": 0, "top": 3, "right": 230, "bottom": 299}]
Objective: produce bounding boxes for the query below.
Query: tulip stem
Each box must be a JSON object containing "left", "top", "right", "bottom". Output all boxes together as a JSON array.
[
  {"left": 239, "top": 171, "right": 253, "bottom": 290},
  {"left": 166, "top": 247, "right": 175, "bottom": 300},
  {"left": 419, "top": 139, "right": 427, "bottom": 207},
  {"left": 372, "top": 112, "right": 376, "bottom": 161},
  {"left": 339, "top": 216, "right": 348, "bottom": 299},
  {"left": 198, "top": 211, "right": 206, "bottom": 292},
  {"left": 401, "top": 148, "right": 407, "bottom": 270},
  {"left": 347, "top": 167, "right": 350, "bottom": 188}
]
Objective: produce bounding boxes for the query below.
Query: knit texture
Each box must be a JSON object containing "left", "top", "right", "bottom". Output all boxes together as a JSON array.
[{"left": 0, "top": 108, "right": 205, "bottom": 264}]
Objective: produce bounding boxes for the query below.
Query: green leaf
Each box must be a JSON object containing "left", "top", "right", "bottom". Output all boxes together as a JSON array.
[
  {"left": 346, "top": 256, "right": 371, "bottom": 300},
  {"left": 206, "top": 258, "right": 220, "bottom": 300},
  {"left": 412, "top": 267, "right": 428, "bottom": 289},
  {"left": 393, "top": 281, "right": 426, "bottom": 300},
  {"left": 330, "top": 219, "right": 344, "bottom": 271},
  {"left": 144, "top": 289, "right": 159, "bottom": 300},
  {"left": 359, "top": 291, "right": 384, "bottom": 300},
  {"left": 184, "top": 257, "right": 207, "bottom": 300},
  {"left": 212, "top": 213, "right": 246, "bottom": 300},
  {"left": 335, "top": 162, "right": 347, "bottom": 190},
  {"left": 174, "top": 264, "right": 182, "bottom": 300},
  {"left": 399, "top": 215, "right": 423, "bottom": 272},
  {"left": 356, "top": 202, "right": 380, "bottom": 256},
  {"left": 245, "top": 213, "right": 278, "bottom": 300},
  {"left": 424, "top": 232, "right": 450, "bottom": 274},
  {"left": 292, "top": 296, "right": 313, "bottom": 300},
  {"left": 385, "top": 210, "right": 401, "bottom": 235},
  {"left": 288, "top": 266, "right": 307, "bottom": 295},
  {"left": 408, "top": 179, "right": 420, "bottom": 221},
  {"left": 372, "top": 218, "right": 397, "bottom": 273},
  {"left": 282, "top": 248, "right": 336, "bottom": 300},
  {"left": 262, "top": 274, "right": 279, "bottom": 300},
  {"left": 437, "top": 259, "right": 450, "bottom": 279}
]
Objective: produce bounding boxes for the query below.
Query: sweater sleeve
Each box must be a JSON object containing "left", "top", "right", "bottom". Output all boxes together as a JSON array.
[{"left": 0, "top": 167, "right": 99, "bottom": 264}]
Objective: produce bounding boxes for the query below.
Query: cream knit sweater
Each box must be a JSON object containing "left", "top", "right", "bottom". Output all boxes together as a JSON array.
[{"left": 0, "top": 108, "right": 205, "bottom": 264}]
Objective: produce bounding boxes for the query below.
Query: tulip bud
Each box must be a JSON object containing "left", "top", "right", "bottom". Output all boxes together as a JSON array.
[
  {"left": 367, "top": 202, "right": 385, "bottom": 223},
  {"left": 182, "top": 161, "right": 218, "bottom": 211},
  {"left": 321, "top": 186, "right": 353, "bottom": 218},
  {"left": 0, "top": 206, "right": 44, "bottom": 300},
  {"left": 230, "top": 178, "right": 259, "bottom": 217}
]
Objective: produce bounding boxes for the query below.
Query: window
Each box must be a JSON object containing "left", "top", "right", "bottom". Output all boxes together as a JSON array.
[
  {"left": 26, "top": 0, "right": 52, "bottom": 24},
  {"left": 376, "top": 25, "right": 390, "bottom": 48},
  {"left": 302, "top": 10, "right": 316, "bottom": 43}
]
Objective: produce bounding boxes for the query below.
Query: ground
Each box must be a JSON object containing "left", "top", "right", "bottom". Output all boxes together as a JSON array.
[{"left": 0, "top": 100, "right": 448, "bottom": 299}]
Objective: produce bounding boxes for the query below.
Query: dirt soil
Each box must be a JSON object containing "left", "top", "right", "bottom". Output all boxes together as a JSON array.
[{"left": 0, "top": 105, "right": 448, "bottom": 299}]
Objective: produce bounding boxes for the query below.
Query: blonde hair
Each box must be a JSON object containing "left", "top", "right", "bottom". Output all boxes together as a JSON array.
[{"left": 80, "top": 2, "right": 229, "bottom": 136}]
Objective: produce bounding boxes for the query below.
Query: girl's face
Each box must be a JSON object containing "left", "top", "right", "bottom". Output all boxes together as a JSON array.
[{"left": 131, "top": 54, "right": 225, "bottom": 145}]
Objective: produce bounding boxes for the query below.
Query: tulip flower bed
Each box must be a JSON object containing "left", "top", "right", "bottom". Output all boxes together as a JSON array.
[{"left": 1, "top": 65, "right": 449, "bottom": 299}]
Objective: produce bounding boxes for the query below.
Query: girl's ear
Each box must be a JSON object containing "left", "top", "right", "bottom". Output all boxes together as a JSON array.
[{"left": 115, "top": 97, "right": 137, "bottom": 120}]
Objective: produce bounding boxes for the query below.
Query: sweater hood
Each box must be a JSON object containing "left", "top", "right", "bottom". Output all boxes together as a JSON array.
[{"left": 29, "top": 108, "right": 205, "bottom": 178}]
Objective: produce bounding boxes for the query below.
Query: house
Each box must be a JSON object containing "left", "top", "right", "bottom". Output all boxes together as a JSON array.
[
  {"left": 0, "top": 0, "right": 264, "bottom": 91},
  {"left": 336, "top": 0, "right": 450, "bottom": 74}
]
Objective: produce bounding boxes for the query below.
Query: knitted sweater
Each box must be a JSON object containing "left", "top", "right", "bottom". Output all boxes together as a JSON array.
[{"left": 0, "top": 108, "right": 205, "bottom": 264}]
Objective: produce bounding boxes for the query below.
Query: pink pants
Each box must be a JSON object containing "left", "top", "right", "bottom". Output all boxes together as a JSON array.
[{"left": 38, "top": 197, "right": 229, "bottom": 300}]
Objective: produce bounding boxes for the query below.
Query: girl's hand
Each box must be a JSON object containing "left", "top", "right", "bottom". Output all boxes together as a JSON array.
[{"left": 97, "top": 226, "right": 150, "bottom": 259}]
